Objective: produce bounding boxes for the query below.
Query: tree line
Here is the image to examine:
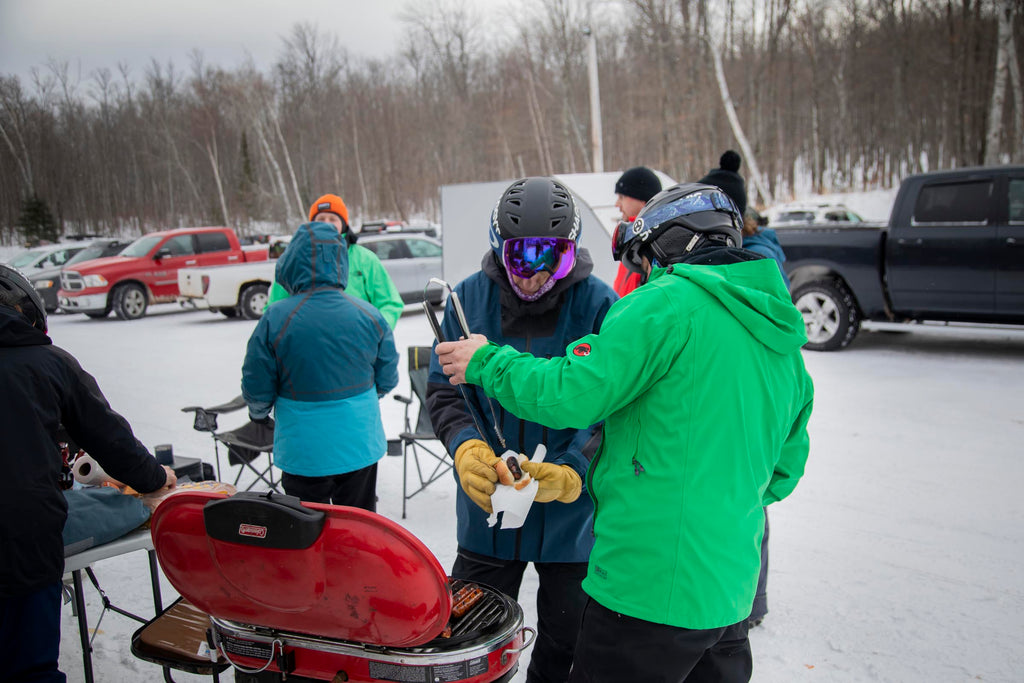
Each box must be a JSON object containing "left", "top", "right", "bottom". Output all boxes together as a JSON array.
[{"left": 1, "top": 0, "right": 1022, "bottom": 245}]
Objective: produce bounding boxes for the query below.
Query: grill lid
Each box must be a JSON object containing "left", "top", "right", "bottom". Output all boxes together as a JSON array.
[{"left": 150, "top": 491, "right": 452, "bottom": 647}]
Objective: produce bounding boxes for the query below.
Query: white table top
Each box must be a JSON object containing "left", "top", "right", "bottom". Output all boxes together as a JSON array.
[{"left": 63, "top": 528, "right": 154, "bottom": 575}]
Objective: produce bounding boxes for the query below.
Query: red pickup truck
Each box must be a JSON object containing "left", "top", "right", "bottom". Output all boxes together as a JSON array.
[{"left": 59, "top": 227, "right": 268, "bottom": 320}]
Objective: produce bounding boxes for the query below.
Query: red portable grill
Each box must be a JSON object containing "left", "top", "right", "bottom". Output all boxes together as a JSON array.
[{"left": 134, "top": 490, "right": 533, "bottom": 682}]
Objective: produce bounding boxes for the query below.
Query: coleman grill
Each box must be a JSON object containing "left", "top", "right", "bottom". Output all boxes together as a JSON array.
[{"left": 132, "top": 490, "right": 534, "bottom": 682}]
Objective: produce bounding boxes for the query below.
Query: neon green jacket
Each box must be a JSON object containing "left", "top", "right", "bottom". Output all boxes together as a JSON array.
[
  {"left": 267, "top": 243, "right": 403, "bottom": 328},
  {"left": 466, "top": 257, "right": 814, "bottom": 629}
]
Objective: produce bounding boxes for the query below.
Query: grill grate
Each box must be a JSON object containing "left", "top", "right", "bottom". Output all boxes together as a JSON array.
[{"left": 418, "top": 579, "right": 510, "bottom": 649}]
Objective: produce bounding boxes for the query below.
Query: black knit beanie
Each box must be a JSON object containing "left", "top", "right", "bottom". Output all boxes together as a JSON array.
[
  {"left": 720, "top": 150, "right": 742, "bottom": 172},
  {"left": 614, "top": 167, "right": 662, "bottom": 202}
]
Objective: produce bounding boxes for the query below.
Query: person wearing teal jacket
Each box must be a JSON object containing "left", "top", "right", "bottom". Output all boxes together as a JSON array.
[
  {"left": 243, "top": 221, "right": 399, "bottom": 511},
  {"left": 437, "top": 183, "right": 814, "bottom": 683},
  {"left": 265, "top": 193, "right": 404, "bottom": 329}
]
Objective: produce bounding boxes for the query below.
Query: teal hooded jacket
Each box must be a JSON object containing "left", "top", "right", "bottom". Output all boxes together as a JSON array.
[
  {"left": 466, "top": 256, "right": 813, "bottom": 629},
  {"left": 242, "top": 222, "right": 399, "bottom": 476}
]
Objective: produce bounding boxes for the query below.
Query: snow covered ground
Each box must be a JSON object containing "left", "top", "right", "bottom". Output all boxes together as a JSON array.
[{"left": 46, "top": 301, "right": 1024, "bottom": 683}]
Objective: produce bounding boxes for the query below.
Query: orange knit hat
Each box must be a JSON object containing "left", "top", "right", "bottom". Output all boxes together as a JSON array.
[{"left": 308, "top": 194, "right": 349, "bottom": 226}]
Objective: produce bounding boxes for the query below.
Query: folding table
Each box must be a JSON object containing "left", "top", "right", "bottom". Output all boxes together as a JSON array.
[{"left": 63, "top": 528, "right": 164, "bottom": 683}]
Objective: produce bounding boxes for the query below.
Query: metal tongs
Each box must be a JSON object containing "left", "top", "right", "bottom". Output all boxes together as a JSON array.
[
  {"left": 422, "top": 277, "right": 509, "bottom": 451},
  {"left": 423, "top": 277, "right": 470, "bottom": 343}
]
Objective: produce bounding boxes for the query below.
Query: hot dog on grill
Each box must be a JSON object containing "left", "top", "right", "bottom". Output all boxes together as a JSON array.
[{"left": 451, "top": 584, "right": 484, "bottom": 618}]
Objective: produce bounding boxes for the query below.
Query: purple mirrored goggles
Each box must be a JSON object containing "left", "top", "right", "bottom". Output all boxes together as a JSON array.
[{"left": 502, "top": 237, "right": 577, "bottom": 281}]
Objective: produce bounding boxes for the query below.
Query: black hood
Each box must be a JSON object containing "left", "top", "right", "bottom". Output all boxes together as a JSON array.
[{"left": 0, "top": 306, "right": 52, "bottom": 348}]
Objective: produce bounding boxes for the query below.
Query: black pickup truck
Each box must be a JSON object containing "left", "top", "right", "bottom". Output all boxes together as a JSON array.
[{"left": 775, "top": 165, "right": 1024, "bottom": 350}]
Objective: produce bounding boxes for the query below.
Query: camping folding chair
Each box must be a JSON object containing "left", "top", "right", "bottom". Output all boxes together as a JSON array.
[
  {"left": 390, "top": 346, "right": 453, "bottom": 518},
  {"left": 180, "top": 395, "right": 280, "bottom": 493}
]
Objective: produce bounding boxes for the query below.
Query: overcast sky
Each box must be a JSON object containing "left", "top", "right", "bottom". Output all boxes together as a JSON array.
[{"left": 0, "top": 0, "right": 496, "bottom": 86}]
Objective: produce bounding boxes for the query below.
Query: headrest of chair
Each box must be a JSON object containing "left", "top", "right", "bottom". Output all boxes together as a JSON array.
[
  {"left": 410, "top": 346, "right": 433, "bottom": 371},
  {"left": 203, "top": 491, "right": 325, "bottom": 549},
  {"left": 190, "top": 408, "right": 218, "bottom": 433}
]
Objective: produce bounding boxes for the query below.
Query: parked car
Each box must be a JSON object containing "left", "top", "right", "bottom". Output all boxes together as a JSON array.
[
  {"left": 358, "top": 233, "right": 443, "bottom": 304},
  {"left": 771, "top": 202, "right": 865, "bottom": 227},
  {"left": 4, "top": 242, "right": 87, "bottom": 272},
  {"left": 776, "top": 165, "right": 1024, "bottom": 350},
  {"left": 29, "top": 238, "right": 130, "bottom": 312},
  {"left": 59, "top": 227, "right": 268, "bottom": 320}
]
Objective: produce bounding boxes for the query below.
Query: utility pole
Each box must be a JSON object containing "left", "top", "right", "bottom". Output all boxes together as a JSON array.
[{"left": 583, "top": 26, "right": 603, "bottom": 173}]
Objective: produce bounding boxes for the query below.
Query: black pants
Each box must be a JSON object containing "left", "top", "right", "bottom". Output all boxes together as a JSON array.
[
  {"left": 281, "top": 463, "right": 378, "bottom": 511},
  {"left": 453, "top": 547, "right": 588, "bottom": 683},
  {"left": 0, "top": 582, "right": 66, "bottom": 682},
  {"left": 750, "top": 511, "right": 769, "bottom": 622},
  {"left": 567, "top": 598, "right": 752, "bottom": 683}
]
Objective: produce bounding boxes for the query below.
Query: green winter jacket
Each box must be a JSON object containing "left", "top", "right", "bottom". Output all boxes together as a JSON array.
[
  {"left": 466, "top": 257, "right": 814, "bottom": 629},
  {"left": 266, "top": 242, "right": 403, "bottom": 328}
]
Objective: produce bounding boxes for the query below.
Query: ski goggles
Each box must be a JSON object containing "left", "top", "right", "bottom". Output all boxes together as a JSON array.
[
  {"left": 633, "top": 188, "right": 739, "bottom": 234},
  {"left": 502, "top": 237, "right": 577, "bottom": 280}
]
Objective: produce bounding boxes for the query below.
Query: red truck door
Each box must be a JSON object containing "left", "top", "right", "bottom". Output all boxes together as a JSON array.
[
  {"left": 148, "top": 234, "right": 200, "bottom": 298},
  {"left": 997, "top": 175, "right": 1024, "bottom": 315},
  {"left": 886, "top": 175, "right": 997, "bottom": 315}
]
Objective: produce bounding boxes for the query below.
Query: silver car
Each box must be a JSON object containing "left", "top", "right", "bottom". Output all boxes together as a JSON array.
[{"left": 358, "top": 232, "right": 443, "bottom": 305}]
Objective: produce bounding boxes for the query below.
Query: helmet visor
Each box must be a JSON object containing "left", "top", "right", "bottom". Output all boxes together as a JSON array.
[
  {"left": 503, "top": 237, "right": 577, "bottom": 280},
  {"left": 634, "top": 188, "right": 738, "bottom": 233}
]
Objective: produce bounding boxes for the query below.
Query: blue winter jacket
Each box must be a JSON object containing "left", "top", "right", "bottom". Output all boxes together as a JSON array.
[
  {"left": 743, "top": 229, "right": 790, "bottom": 288},
  {"left": 426, "top": 249, "right": 618, "bottom": 563},
  {"left": 242, "top": 222, "right": 399, "bottom": 477}
]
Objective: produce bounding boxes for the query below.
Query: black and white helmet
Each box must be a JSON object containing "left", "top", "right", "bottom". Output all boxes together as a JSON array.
[
  {"left": 612, "top": 182, "right": 743, "bottom": 274},
  {"left": 0, "top": 264, "right": 47, "bottom": 332}
]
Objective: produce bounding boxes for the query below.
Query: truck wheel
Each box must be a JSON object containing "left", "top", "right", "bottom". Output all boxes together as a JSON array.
[
  {"left": 792, "top": 279, "right": 860, "bottom": 351},
  {"left": 239, "top": 284, "right": 269, "bottom": 320},
  {"left": 113, "top": 283, "right": 148, "bottom": 320}
]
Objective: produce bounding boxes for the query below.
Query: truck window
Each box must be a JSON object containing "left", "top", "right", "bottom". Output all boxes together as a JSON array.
[
  {"left": 163, "top": 235, "right": 196, "bottom": 256},
  {"left": 913, "top": 179, "right": 992, "bottom": 224},
  {"left": 196, "top": 231, "right": 231, "bottom": 253},
  {"left": 1009, "top": 179, "right": 1024, "bottom": 223}
]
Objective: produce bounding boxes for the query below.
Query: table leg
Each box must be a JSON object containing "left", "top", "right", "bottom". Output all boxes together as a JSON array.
[{"left": 71, "top": 569, "right": 95, "bottom": 683}]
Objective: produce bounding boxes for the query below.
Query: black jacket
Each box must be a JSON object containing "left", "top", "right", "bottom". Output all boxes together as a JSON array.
[
  {"left": 0, "top": 307, "right": 167, "bottom": 598},
  {"left": 698, "top": 168, "right": 747, "bottom": 216}
]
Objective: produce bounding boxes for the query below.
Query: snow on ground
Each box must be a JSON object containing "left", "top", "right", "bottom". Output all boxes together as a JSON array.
[{"left": 46, "top": 302, "right": 1024, "bottom": 683}]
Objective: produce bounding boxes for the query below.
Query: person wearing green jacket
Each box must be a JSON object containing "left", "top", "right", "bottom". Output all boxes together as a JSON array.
[
  {"left": 435, "top": 183, "right": 814, "bottom": 683},
  {"left": 266, "top": 194, "right": 404, "bottom": 328}
]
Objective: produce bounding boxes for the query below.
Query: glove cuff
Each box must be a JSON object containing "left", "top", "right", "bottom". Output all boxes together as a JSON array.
[
  {"left": 558, "top": 466, "right": 583, "bottom": 503},
  {"left": 454, "top": 438, "right": 491, "bottom": 466}
]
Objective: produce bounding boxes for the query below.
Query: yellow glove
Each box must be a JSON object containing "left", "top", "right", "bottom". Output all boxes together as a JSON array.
[
  {"left": 454, "top": 439, "right": 500, "bottom": 513},
  {"left": 520, "top": 461, "right": 582, "bottom": 504}
]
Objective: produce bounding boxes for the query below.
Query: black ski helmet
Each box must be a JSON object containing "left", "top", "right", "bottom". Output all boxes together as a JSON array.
[
  {"left": 0, "top": 264, "right": 48, "bottom": 332},
  {"left": 489, "top": 177, "right": 582, "bottom": 260},
  {"left": 612, "top": 182, "right": 743, "bottom": 274}
]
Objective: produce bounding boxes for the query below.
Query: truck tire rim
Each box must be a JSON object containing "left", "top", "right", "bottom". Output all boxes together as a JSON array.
[
  {"left": 795, "top": 291, "right": 839, "bottom": 343},
  {"left": 124, "top": 289, "right": 146, "bottom": 316},
  {"left": 247, "top": 291, "right": 267, "bottom": 315}
]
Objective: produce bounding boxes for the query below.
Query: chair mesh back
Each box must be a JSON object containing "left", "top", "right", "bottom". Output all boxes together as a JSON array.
[{"left": 408, "top": 346, "right": 435, "bottom": 436}]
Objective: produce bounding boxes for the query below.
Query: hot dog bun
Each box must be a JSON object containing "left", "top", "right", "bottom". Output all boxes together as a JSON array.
[
  {"left": 513, "top": 474, "right": 533, "bottom": 491},
  {"left": 495, "top": 459, "right": 515, "bottom": 486}
]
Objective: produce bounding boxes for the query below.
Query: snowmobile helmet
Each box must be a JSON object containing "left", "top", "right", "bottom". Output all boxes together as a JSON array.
[
  {"left": 0, "top": 264, "right": 47, "bottom": 333},
  {"left": 489, "top": 177, "right": 581, "bottom": 266},
  {"left": 613, "top": 182, "right": 743, "bottom": 275}
]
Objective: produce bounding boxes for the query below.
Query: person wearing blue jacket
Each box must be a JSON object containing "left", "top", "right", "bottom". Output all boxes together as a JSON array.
[
  {"left": 426, "top": 177, "right": 618, "bottom": 683},
  {"left": 242, "top": 222, "right": 399, "bottom": 510},
  {"left": 742, "top": 206, "right": 790, "bottom": 629},
  {"left": 743, "top": 208, "right": 790, "bottom": 288}
]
